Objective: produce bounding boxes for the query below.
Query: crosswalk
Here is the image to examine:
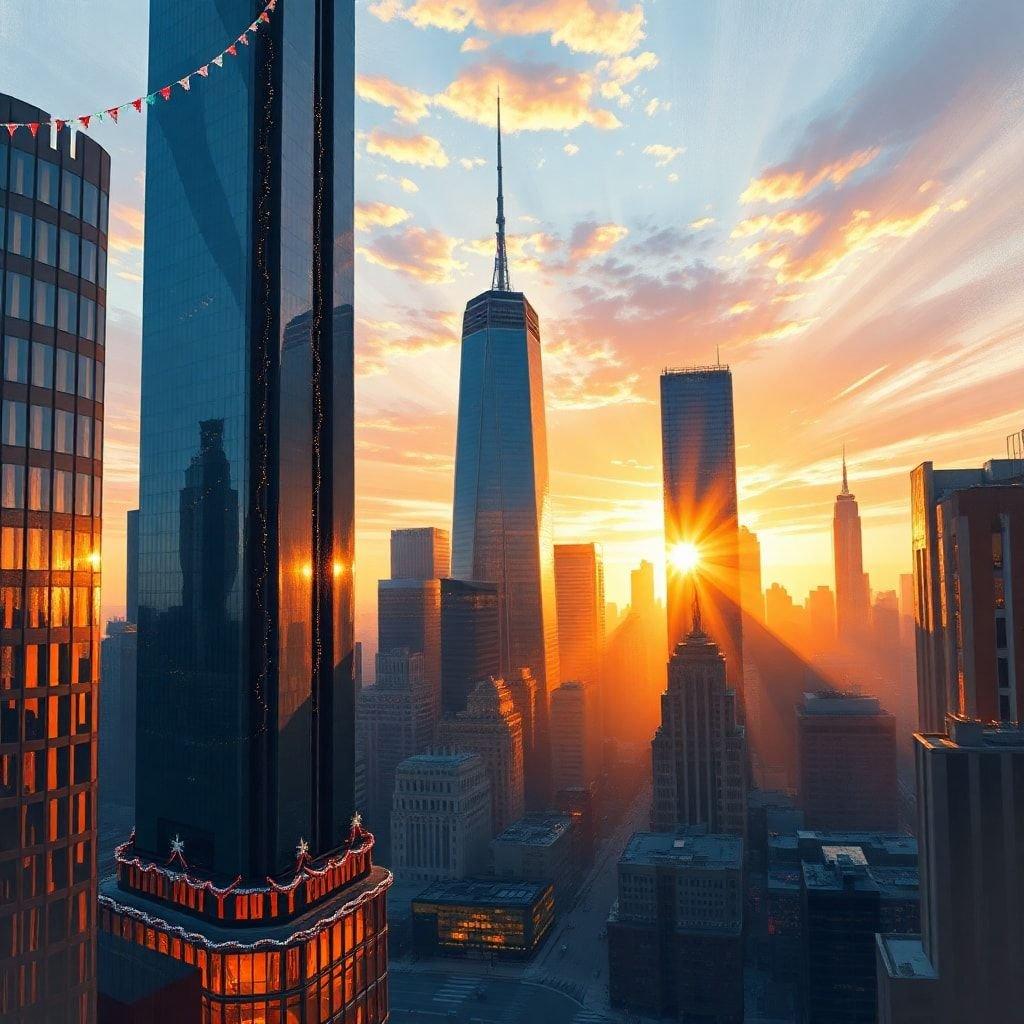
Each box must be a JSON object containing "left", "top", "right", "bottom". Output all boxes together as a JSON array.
[{"left": 432, "top": 975, "right": 479, "bottom": 1006}]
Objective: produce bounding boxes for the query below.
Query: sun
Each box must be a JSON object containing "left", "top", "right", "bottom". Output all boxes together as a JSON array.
[{"left": 668, "top": 541, "right": 700, "bottom": 574}]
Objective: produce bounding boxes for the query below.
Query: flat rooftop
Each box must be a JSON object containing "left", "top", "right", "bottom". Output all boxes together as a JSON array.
[
  {"left": 803, "top": 860, "right": 919, "bottom": 898},
  {"left": 397, "top": 750, "right": 481, "bottom": 770},
  {"left": 620, "top": 831, "right": 743, "bottom": 870},
  {"left": 877, "top": 934, "right": 939, "bottom": 981},
  {"left": 800, "top": 690, "right": 886, "bottom": 716},
  {"left": 413, "top": 878, "right": 550, "bottom": 908},
  {"left": 492, "top": 814, "right": 572, "bottom": 847},
  {"left": 919, "top": 715, "right": 1024, "bottom": 751}
]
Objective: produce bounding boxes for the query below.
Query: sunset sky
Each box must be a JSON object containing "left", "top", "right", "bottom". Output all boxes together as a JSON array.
[{"left": 3, "top": 0, "right": 1023, "bottom": 657}]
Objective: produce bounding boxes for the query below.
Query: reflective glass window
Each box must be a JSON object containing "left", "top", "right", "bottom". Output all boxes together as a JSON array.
[
  {"left": 76, "top": 416, "right": 92, "bottom": 458},
  {"left": 36, "top": 161, "right": 59, "bottom": 207},
  {"left": 54, "top": 410, "right": 74, "bottom": 454},
  {"left": 99, "top": 190, "right": 109, "bottom": 234},
  {"left": 35, "top": 220, "right": 57, "bottom": 266},
  {"left": 27, "top": 528, "right": 48, "bottom": 569},
  {"left": 9, "top": 150, "right": 34, "bottom": 197},
  {"left": 76, "top": 356, "right": 93, "bottom": 400},
  {"left": 2, "top": 400, "right": 26, "bottom": 445},
  {"left": 75, "top": 474, "right": 92, "bottom": 516},
  {"left": 53, "top": 472, "right": 72, "bottom": 515},
  {"left": 61, "top": 172, "right": 81, "bottom": 217},
  {"left": 5, "top": 272, "right": 31, "bottom": 319},
  {"left": 79, "top": 298, "right": 96, "bottom": 341},
  {"left": 29, "top": 406, "right": 52, "bottom": 450},
  {"left": 31, "top": 342, "right": 54, "bottom": 388},
  {"left": 57, "top": 289, "right": 78, "bottom": 334},
  {"left": 2, "top": 465, "right": 25, "bottom": 509},
  {"left": 55, "top": 348, "right": 75, "bottom": 393},
  {"left": 0, "top": 527, "right": 23, "bottom": 569},
  {"left": 27, "top": 467, "right": 50, "bottom": 512},
  {"left": 7, "top": 210, "right": 33, "bottom": 257},
  {"left": 93, "top": 419, "right": 103, "bottom": 460},
  {"left": 94, "top": 361, "right": 104, "bottom": 402},
  {"left": 80, "top": 240, "right": 97, "bottom": 283},
  {"left": 33, "top": 281, "right": 55, "bottom": 328},
  {"left": 59, "top": 230, "right": 79, "bottom": 275},
  {"left": 82, "top": 182, "right": 99, "bottom": 227},
  {"left": 4, "top": 336, "right": 29, "bottom": 383}
]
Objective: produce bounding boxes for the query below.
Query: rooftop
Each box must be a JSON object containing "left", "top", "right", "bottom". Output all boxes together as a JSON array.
[
  {"left": 620, "top": 830, "right": 743, "bottom": 870},
  {"left": 918, "top": 715, "right": 1024, "bottom": 751},
  {"left": 492, "top": 814, "right": 573, "bottom": 848},
  {"left": 396, "top": 750, "right": 482, "bottom": 771},
  {"left": 799, "top": 690, "right": 886, "bottom": 716},
  {"left": 412, "top": 877, "right": 551, "bottom": 909},
  {"left": 802, "top": 860, "right": 919, "bottom": 898},
  {"left": 877, "top": 934, "right": 939, "bottom": 981}
]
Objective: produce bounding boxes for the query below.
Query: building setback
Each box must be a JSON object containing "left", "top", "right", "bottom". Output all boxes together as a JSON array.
[
  {"left": 451, "top": 99, "right": 558, "bottom": 809},
  {"left": 608, "top": 830, "right": 744, "bottom": 1023},
  {"left": 391, "top": 751, "right": 491, "bottom": 883},
  {"left": 390, "top": 526, "right": 450, "bottom": 581},
  {"left": 97, "top": 6, "right": 390, "bottom": 1021},
  {"left": 0, "top": 92, "right": 109, "bottom": 1024},
  {"left": 797, "top": 691, "right": 898, "bottom": 832}
]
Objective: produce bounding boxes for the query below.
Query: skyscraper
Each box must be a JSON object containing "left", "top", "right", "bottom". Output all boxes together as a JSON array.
[
  {"left": 910, "top": 457, "right": 1023, "bottom": 731},
  {"left": 451, "top": 97, "right": 558, "bottom": 807},
  {"left": 554, "top": 542, "right": 605, "bottom": 687},
  {"left": 652, "top": 604, "right": 747, "bottom": 836},
  {"left": 660, "top": 366, "right": 743, "bottom": 698},
  {"left": 550, "top": 681, "right": 601, "bottom": 793},
  {"left": 833, "top": 452, "right": 870, "bottom": 646},
  {"left": 390, "top": 526, "right": 450, "bottom": 581},
  {"left": 738, "top": 524, "right": 764, "bottom": 620},
  {"left": 126, "top": 507, "right": 139, "bottom": 624},
  {"left": 99, "top": 6, "right": 390, "bottom": 1020},
  {"left": 378, "top": 577, "right": 441, "bottom": 725},
  {"left": 0, "top": 92, "right": 109, "bottom": 1024},
  {"left": 440, "top": 577, "right": 499, "bottom": 716}
]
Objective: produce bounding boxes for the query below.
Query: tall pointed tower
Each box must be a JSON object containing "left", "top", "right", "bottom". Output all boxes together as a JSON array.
[
  {"left": 451, "top": 95, "right": 559, "bottom": 809},
  {"left": 833, "top": 449, "right": 869, "bottom": 644}
]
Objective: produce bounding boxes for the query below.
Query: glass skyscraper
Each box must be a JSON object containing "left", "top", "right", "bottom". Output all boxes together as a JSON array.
[
  {"left": 0, "top": 93, "right": 108, "bottom": 1024},
  {"left": 660, "top": 366, "right": 744, "bottom": 701},
  {"left": 97, "top": 5, "right": 390, "bottom": 1022},
  {"left": 451, "top": 99, "right": 558, "bottom": 808}
]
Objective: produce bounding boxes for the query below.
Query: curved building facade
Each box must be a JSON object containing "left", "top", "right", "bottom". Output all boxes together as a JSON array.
[{"left": 0, "top": 94, "right": 109, "bottom": 1023}]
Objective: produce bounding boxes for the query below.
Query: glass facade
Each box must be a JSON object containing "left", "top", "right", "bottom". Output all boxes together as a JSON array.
[
  {"left": 660, "top": 367, "right": 743, "bottom": 695},
  {"left": 439, "top": 578, "right": 499, "bottom": 717},
  {"left": 451, "top": 290, "right": 559, "bottom": 808},
  {"left": 0, "top": 93, "right": 108, "bottom": 1024}
]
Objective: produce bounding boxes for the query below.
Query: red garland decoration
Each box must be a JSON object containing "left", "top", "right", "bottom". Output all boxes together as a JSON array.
[{"left": 0, "top": 0, "right": 279, "bottom": 137}]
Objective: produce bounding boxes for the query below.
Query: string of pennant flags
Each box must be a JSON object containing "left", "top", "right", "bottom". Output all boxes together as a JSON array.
[{"left": 2, "top": 0, "right": 279, "bottom": 139}]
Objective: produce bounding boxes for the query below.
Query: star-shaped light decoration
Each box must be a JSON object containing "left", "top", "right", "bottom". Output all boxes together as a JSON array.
[
  {"left": 351, "top": 811, "right": 362, "bottom": 830},
  {"left": 170, "top": 834, "right": 185, "bottom": 857},
  {"left": 296, "top": 837, "right": 310, "bottom": 860}
]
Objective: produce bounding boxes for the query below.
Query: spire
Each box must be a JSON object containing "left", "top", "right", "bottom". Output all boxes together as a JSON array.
[
  {"left": 491, "top": 89, "right": 511, "bottom": 292},
  {"left": 690, "top": 579, "right": 704, "bottom": 637},
  {"left": 841, "top": 445, "right": 849, "bottom": 495}
]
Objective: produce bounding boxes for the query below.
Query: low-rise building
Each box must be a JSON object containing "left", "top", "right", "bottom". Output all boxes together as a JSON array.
[
  {"left": 490, "top": 814, "right": 576, "bottom": 911},
  {"left": 411, "top": 879, "right": 555, "bottom": 959}
]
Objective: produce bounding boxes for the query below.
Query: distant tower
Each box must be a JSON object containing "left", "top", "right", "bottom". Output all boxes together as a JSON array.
[
  {"left": 451, "top": 95, "right": 558, "bottom": 809},
  {"left": 833, "top": 449, "right": 869, "bottom": 645},
  {"left": 660, "top": 366, "right": 744, "bottom": 701}
]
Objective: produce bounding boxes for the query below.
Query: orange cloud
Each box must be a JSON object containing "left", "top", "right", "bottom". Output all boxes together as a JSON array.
[
  {"left": 376, "top": 173, "right": 421, "bottom": 194},
  {"left": 109, "top": 203, "right": 144, "bottom": 254},
  {"left": 569, "top": 222, "right": 629, "bottom": 261},
  {"left": 371, "top": 0, "right": 646, "bottom": 56},
  {"left": 356, "top": 74, "right": 431, "bottom": 124},
  {"left": 731, "top": 210, "right": 824, "bottom": 239},
  {"left": 365, "top": 129, "right": 450, "bottom": 167},
  {"left": 354, "top": 201, "right": 412, "bottom": 232},
  {"left": 434, "top": 59, "right": 621, "bottom": 131},
  {"left": 643, "top": 143, "right": 683, "bottom": 167},
  {"left": 357, "top": 309, "right": 460, "bottom": 376},
  {"left": 740, "top": 147, "right": 880, "bottom": 204},
  {"left": 597, "top": 51, "right": 658, "bottom": 99},
  {"left": 461, "top": 36, "right": 490, "bottom": 52},
  {"left": 358, "top": 226, "right": 466, "bottom": 283}
]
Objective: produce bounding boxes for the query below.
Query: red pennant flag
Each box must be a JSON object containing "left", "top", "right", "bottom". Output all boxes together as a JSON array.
[
  {"left": 160, "top": 86, "right": 172, "bottom": 101},
  {"left": 238, "top": 32, "right": 249, "bottom": 45},
  {"left": 131, "top": 98, "right": 144, "bottom": 113},
  {"left": 79, "top": 115, "right": 91, "bottom": 129},
  {"left": 260, "top": 11, "right": 270, "bottom": 23},
  {"left": 54, "top": 119, "right": 66, "bottom": 133},
  {"left": 5, "top": 124, "right": 18, "bottom": 137},
  {"left": 197, "top": 65, "right": 209, "bottom": 77},
  {"left": 107, "top": 107, "right": 119, "bottom": 123},
  {"left": 227, "top": 44, "right": 238, "bottom": 56},
  {"left": 28, "top": 123, "right": 40, "bottom": 137}
]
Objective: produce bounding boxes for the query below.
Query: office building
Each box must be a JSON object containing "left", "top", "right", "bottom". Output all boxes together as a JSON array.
[
  {"left": 652, "top": 612, "right": 747, "bottom": 836},
  {"left": 608, "top": 830, "right": 744, "bottom": 1022},
  {"left": 834, "top": 453, "right": 870, "bottom": 646},
  {"left": 390, "top": 751, "right": 491, "bottom": 882},
  {"left": 801, "top": 844, "right": 919, "bottom": 1023},
  {"left": 440, "top": 577, "right": 499, "bottom": 716},
  {"left": 98, "top": 8, "right": 391, "bottom": 1022},
  {"left": 412, "top": 878, "right": 554, "bottom": 959},
  {"left": 451, "top": 100, "right": 558, "bottom": 810},
  {"left": 490, "top": 814, "right": 576, "bottom": 911},
  {"left": 806, "top": 585, "right": 836, "bottom": 650},
  {"left": 910, "top": 456, "right": 1023, "bottom": 731},
  {"left": 99, "top": 620, "right": 137, "bottom": 815},
  {"left": 631, "top": 559, "right": 656, "bottom": 614},
  {"left": 390, "top": 526, "right": 449, "bottom": 581},
  {"left": 436, "top": 676, "right": 524, "bottom": 834},
  {"left": 125, "top": 508, "right": 139, "bottom": 624},
  {"left": 797, "top": 690, "right": 897, "bottom": 831},
  {"left": 738, "top": 524, "right": 764, "bottom": 620},
  {"left": 0, "top": 93, "right": 108, "bottom": 1024},
  {"left": 877, "top": 717, "right": 1024, "bottom": 1023},
  {"left": 554, "top": 542, "right": 605, "bottom": 687},
  {"left": 357, "top": 649, "right": 435, "bottom": 848},
  {"left": 550, "top": 681, "right": 600, "bottom": 792},
  {"left": 378, "top": 577, "right": 441, "bottom": 725},
  {"left": 660, "top": 366, "right": 743, "bottom": 698}
]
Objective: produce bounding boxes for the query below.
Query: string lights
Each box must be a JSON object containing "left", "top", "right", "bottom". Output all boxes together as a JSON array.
[{"left": 1, "top": 0, "right": 281, "bottom": 138}]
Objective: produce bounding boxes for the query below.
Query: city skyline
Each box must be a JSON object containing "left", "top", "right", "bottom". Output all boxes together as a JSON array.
[{"left": 3, "top": 1, "right": 1022, "bottom": 645}]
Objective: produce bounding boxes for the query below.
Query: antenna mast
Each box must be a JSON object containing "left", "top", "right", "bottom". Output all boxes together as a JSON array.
[{"left": 491, "top": 89, "right": 511, "bottom": 292}]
